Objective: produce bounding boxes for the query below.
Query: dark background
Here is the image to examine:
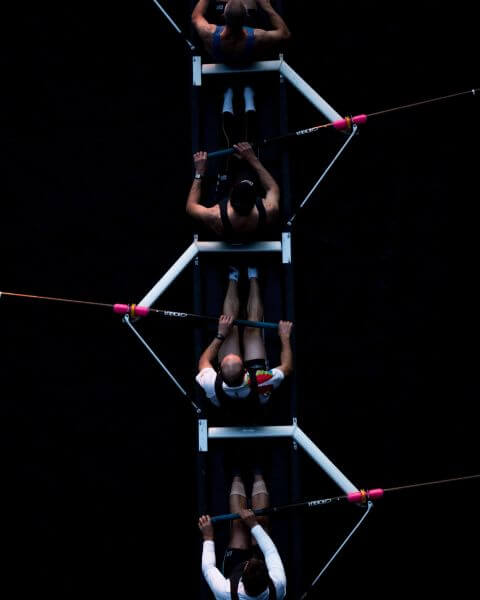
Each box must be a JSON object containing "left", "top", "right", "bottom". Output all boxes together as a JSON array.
[{"left": 1, "top": 0, "right": 478, "bottom": 596}]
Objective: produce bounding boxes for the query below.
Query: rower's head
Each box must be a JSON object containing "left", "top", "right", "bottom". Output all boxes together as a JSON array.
[
  {"left": 224, "top": 0, "right": 248, "bottom": 31},
  {"left": 220, "top": 354, "right": 245, "bottom": 387},
  {"left": 231, "top": 179, "right": 256, "bottom": 216},
  {"left": 242, "top": 558, "right": 269, "bottom": 597}
]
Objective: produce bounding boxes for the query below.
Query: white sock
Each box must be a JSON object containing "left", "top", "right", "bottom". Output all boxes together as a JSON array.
[
  {"left": 229, "top": 266, "right": 240, "bottom": 282},
  {"left": 223, "top": 87, "right": 234, "bottom": 115},
  {"left": 247, "top": 267, "right": 258, "bottom": 280},
  {"left": 243, "top": 86, "right": 255, "bottom": 113}
]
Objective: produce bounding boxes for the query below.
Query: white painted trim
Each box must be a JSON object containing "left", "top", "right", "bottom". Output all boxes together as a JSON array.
[
  {"left": 207, "top": 423, "right": 359, "bottom": 494},
  {"left": 197, "top": 241, "right": 282, "bottom": 253},
  {"left": 138, "top": 242, "right": 199, "bottom": 307},
  {"left": 202, "top": 60, "right": 281, "bottom": 76},
  {"left": 199, "top": 419, "right": 208, "bottom": 452},
  {"left": 208, "top": 425, "right": 294, "bottom": 439},
  {"left": 293, "top": 427, "right": 358, "bottom": 493},
  {"left": 282, "top": 232, "right": 292, "bottom": 264},
  {"left": 192, "top": 56, "right": 202, "bottom": 87},
  {"left": 280, "top": 61, "right": 342, "bottom": 122}
]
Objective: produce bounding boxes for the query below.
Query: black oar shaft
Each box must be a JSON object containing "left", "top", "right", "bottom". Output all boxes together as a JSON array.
[
  {"left": 151, "top": 308, "right": 278, "bottom": 330},
  {"left": 210, "top": 496, "right": 345, "bottom": 523},
  {"left": 1, "top": 292, "right": 280, "bottom": 330},
  {"left": 208, "top": 88, "right": 478, "bottom": 158},
  {"left": 209, "top": 473, "right": 480, "bottom": 523},
  {"left": 208, "top": 147, "right": 236, "bottom": 158},
  {"left": 208, "top": 126, "right": 327, "bottom": 158}
]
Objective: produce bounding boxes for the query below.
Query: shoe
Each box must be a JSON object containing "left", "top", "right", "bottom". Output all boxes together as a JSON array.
[{"left": 228, "top": 266, "right": 240, "bottom": 282}]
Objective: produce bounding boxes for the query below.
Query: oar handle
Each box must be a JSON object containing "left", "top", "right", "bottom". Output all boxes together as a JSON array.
[
  {"left": 156, "top": 311, "right": 278, "bottom": 330},
  {"left": 208, "top": 147, "right": 236, "bottom": 158},
  {"left": 113, "top": 305, "right": 279, "bottom": 330},
  {"left": 211, "top": 507, "right": 270, "bottom": 523},
  {"left": 235, "top": 318, "right": 278, "bottom": 330}
]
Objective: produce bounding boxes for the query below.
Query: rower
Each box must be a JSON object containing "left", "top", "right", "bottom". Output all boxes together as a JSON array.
[
  {"left": 195, "top": 266, "right": 293, "bottom": 418},
  {"left": 186, "top": 142, "right": 280, "bottom": 240},
  {"left": 192, "top": 0, "right": 291, "bottom": 65},
  {"left": 199, "top": 468, "right": 286, "bottom": 600}
]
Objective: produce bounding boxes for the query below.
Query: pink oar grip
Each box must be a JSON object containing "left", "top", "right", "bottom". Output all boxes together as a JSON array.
[
  {"left": 353, "top": 114, "right": 368, "bottom": 125},
  {"left": 332, "top": 118, "right": 348, "bottom": 130},
  {"left": 112, "top": 304, "right": 151, "bottom": 317},
  {"left": 367, "top": 488, "right": 384, "bottom": 500},
  {"left": 347, "top": 488, "right": 384, "bottom": 503},
  {"left": 347, "top": 491, "right": 365, "bottom": 503},
  {"left": 113, "top": 304, "right": 130, "bottom": 315},
  {"left": 332, "top": 114, "right": 368, "bottom": 130}
]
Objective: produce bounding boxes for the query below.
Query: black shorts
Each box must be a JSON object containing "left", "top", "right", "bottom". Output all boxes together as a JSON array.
[
  {"left": 245, "top": 358, "right": 267, "bottom": 371},
  {"left": 222, "top": 546, "right": 264, "bottom": 579}
]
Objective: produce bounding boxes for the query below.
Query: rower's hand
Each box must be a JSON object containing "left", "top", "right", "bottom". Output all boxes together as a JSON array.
[
  {"left": 198, "top": 515, "right": 214, "bottom": 541},
  {"left": 239, "top": 508, "right": 258, "bottom": 529},
  {"left": 218, "top": 314, "right": 234, "bottom": 338},
  {"left": 233, "top": 142, "right": 257, "bottom": 163},
  {"left": 278, "top": 320, "right": 293, "bottom": 341},
  {"left": 194, "top": 151, "right": 208, "bottom": 176}
]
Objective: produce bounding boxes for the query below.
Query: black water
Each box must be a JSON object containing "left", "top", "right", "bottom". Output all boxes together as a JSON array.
[{"left": 1, "top": 1, "right": 478, "bottom": 596}]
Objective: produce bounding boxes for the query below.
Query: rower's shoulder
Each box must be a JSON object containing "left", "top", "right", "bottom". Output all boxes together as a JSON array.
[
  {"left": 192, "top": 17, "right": 217, "bottom": 40},
  {"left": 206, "top": 204, "right": 224, "bottom": 234}
]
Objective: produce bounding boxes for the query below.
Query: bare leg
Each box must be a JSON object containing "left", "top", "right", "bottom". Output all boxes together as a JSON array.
[
  {"left": 243, "top": 277, "right": 266, "bottom": 362},
  {"left": 219, "top": 279, "right": 241, "bottom": 363},
  {"left": 243, "top": 110, "right": 259, "bottom": 150},
  {"left": 228, "top": 476, "right": 250, "bottom": 549},
  {"left": 251, "top": 474, "right": 270, "bottom": 544}
]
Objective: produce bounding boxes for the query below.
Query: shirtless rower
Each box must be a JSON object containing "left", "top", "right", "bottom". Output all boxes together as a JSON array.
[
  {"left": 192, "top": 0, "right": 291, "bottom": 65},
  {"left": 186, "top": 142, "right": 280, "bottom": 240}
]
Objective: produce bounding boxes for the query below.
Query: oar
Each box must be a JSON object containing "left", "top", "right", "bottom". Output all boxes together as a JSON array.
[
  {"left": 210, "top": 473, "right": 480, "bottom": 522},
  {"left": 207, "top": 88, "right": 479, "bottom": 158},
  {"left": 0, "top": 291, "right": 279, "bottom": 330}
]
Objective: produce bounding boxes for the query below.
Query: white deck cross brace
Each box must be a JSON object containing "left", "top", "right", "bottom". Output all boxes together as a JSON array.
[
  {"left": 206, "top": 423, "right": 358, "bottom": 494},
  {"left": 198, "top": 58, "right": 342, "bottom": 122},
  {"left": 137, "top": 240, "right": 282, "bottom": 308}
]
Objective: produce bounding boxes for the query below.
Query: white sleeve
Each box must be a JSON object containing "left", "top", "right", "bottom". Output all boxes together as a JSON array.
[
  {"left": 196, "top": 367, "right": 220, "bottom": 406},
  {"left": 269, "top": 368, "right": 285, "bottom": 389},
  {"left": 201, "top": 541, "right": 230, "bottom": 600},
  {"left": 251, "top": 525, "right": 287, "bottom": 599}
]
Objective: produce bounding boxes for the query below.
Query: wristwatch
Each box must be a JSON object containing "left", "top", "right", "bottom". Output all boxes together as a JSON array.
[{"left": 194, "top": 173, "right": 203, "bottom": 180}]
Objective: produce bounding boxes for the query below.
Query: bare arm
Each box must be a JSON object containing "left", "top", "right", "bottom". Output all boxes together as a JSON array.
[
  {"left": 198, "top": 315, "right": 233, "bottom": 371},
  {"left": 275, "top": 320, "right": 293, "bottom": 376},
  {"left": 233, "top": 142, "right": 280, "bottom": 219},
  {"left": 186, "top": 151, "right": 212, "bottom": 222},
  {"left": 256, "top": 0, "right": 291, "bottom": 43},
  {"left": 192, "top": 0, "right": 215, "bottom": 40},
  {"left": 198, "top": 337, "right": 224, "bottom": 371}
]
